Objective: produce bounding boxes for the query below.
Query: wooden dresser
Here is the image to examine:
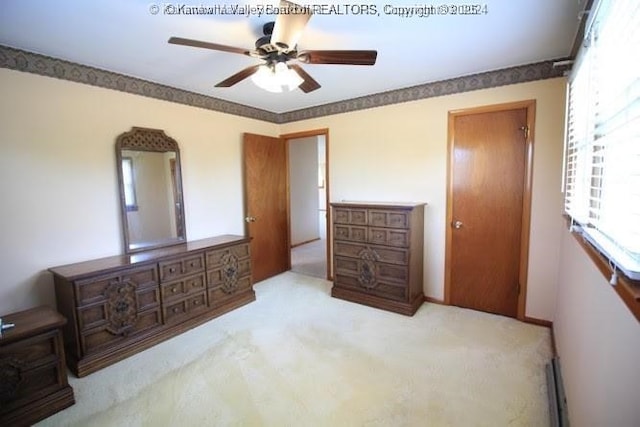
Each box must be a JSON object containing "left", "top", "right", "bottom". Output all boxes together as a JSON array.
[
  {"left": 49, "top": 235, "right": 254, "bottom": 377},
  {"left": 331, "top": 202, "right": 425, "bottom": 315},
  {"left": 0, "top": 306, "right": 75, "bottom": 426}
]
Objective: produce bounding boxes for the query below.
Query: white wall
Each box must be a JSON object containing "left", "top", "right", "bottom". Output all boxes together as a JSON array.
[
  {"left": 554, "top": 230, "right": 640, "bottom": 426},
  {"left": 281, "top": 78, "right": 567, "bottom": 321},
  {"left": 289, "top": 136, "right": 319, "bottom": 246},
  {"left": 0, "top": 68, "right": 278, "bottom": 314}
]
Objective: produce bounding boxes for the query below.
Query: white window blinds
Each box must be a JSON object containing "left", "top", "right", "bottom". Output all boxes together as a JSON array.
[{"left": 564, "top": 0, "right": 640, "bottom": 279}]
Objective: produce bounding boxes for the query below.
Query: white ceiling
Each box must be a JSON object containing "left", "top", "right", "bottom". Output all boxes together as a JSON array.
[{"left": 0, "top": 0, "right": 584, "bottom": 113}]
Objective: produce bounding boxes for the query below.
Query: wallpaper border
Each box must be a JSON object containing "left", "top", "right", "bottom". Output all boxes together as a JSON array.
[{"left": 0, "top": 45, "right": 567, "bottom": 124}]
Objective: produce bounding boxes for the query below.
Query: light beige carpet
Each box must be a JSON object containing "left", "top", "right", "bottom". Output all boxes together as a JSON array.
[
  {"left": 291, "top": 239, "right": 327, "bottom": 279},
  {"left": 37, "top": 272, "right": 552, "bottom": 427}
]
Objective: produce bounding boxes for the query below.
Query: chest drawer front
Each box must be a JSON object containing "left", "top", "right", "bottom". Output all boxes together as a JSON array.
[
  {"left": 160, "top": 273, "right": 206, "bottom": 303},
  {"left": 334, "top": 274, "right": 407, "bottom": 302},
  {"left": 159, "top": 253, "right": 205, "bottom": 283},
  {"left": 334, "top": 257, "right": 408, "bottom": 285},
  {"left": 334, "top": 208, "right": 367, "bottom": 225},
  {"left": 75, "top": 265, "right": 158, "bottom": 306},
  {"left": 368, "top": 210, "right": 410, "bottom": 229},
  {"left": 205, "top": 243, "right": 250, "bottom": 268},
  {"left": 334, "top": 224, "right": 367, "bottom": 242},
  {"left": 162, "top": 291, "right": 208, "bottom": 324},
  {"left": 368, "top": 227, "right": 410, "bottom": 247},
  {"left": 334, "top": 241, "right": 409, "bottom": 265}
]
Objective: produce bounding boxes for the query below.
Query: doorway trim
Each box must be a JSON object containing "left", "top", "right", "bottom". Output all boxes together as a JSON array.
[
  {"left": 444, "top": 100, "right": 536, "bottom": 320},
  {"left": 280, "top": 128, "right": 331, "bottom": 280}
]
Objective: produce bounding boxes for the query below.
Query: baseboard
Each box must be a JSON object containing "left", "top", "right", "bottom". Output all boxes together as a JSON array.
[
  {"left": 522, "top": 316, "right": 553, "bottom": 328},
  {"left": 291, "top": 238, "right": 321, "bottom": 248},
  {"left": 424, "top": 296, "right": 446, "bottom": 305}
]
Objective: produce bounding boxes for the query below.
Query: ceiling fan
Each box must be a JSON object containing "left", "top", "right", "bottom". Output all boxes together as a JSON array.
[{"left": 168, "top": 0, "right": 377, "bottom": 93}]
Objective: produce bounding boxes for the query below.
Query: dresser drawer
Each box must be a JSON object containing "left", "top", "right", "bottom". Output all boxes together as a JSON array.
[
  {"left": 77, "top": 284, "right": 160, "bottom": 331},
  {"left": 159, "top": 253, "right": 205, "bottom": 282},
  {"left": 334, "top": 274, "right": 407, "bottom": 302},
  {"left": 334, "top": 241, "right": 409, "bottom": 265},
  {"left": 208, "top": 276, "right": 253, "bottom": 306},
  {"left": 333, "top": 207, "right": 368, "bottom": 225},
  {"left": 80, "top": 308, "right": 162, "bottom": 355},
  {"left": 205, "top": 243, "right": 250, "bottom": 268},
  {"left": 160, "top": 273, "right": 206, "bottom": 303},
  {"left": 334, "top": 224, "right": 367, "bottom": 242},
  {"left": 207, "top": 259, "right": 251, "bottom": 287},
  {"left": 368, "top": 209, "right": 410, "bottom": 229},
  {"left": 162, "top": 292, "right": 207, "bottom": 324},
  {"left": 368, "top": 227, "right": 410, "bottom": 247},
  {"left": 75, "top": 264, "right": 158, "bottom": 306}
]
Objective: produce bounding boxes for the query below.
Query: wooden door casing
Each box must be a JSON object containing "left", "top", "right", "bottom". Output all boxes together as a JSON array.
[
  {"left": 243, "top": 133, "right": 290, "bottom": 283},
  {"left": 445, "top": 101, "right": 535, "bottom": 319},
  {"left": 281, "top": 128, "right": 331, "bottom": 280}
]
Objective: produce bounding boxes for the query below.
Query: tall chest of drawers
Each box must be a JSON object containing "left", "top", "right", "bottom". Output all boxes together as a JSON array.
[
  {"left": 331, "top": 202, "right": 425, "bottom": 315},
  {"left": 49, "top": 235, "right": 254, "bottom": 377}
]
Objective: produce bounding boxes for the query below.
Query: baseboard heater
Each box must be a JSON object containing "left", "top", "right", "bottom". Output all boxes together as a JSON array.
[{"left": 546, "top": 357, "right": 570, "bottom": 427}]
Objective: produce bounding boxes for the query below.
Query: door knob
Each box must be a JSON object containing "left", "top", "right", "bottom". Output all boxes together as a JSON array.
[
  {"left": 453, "top": 220, "right": 463, "bottom": 229},
  {"left": 245, "top": 216, "right": 257, "bottom": 223}
]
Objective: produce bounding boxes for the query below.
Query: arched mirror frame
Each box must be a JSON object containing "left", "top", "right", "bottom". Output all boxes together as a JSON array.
[{"left": 115, "top": 127, "right": 186, "bottom": 254}]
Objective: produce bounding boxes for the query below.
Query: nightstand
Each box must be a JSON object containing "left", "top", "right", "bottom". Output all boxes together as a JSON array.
[{"left": 0, "top": 306, "right": 75, "bottom": 426}]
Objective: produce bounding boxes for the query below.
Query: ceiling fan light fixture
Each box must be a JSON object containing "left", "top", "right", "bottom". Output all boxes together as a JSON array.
[{"left": 251, "top": 62, "right": 303, "bottom": 93}]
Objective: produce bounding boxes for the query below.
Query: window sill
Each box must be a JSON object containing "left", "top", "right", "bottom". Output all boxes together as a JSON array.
[{"left": 568, "top": 223, "right": 640, "bottom": 323}]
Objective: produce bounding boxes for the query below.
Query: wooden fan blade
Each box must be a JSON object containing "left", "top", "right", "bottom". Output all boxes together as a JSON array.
[
  {"left": 289, "top": 64, "right": 321, "bottom": 93},
  {"left": 297, "top": 50, "right": 377, "bottom": 65},
  {"left": 270, "top": 1, "right": 312, "bottom": 51},
  {"left": 169, "top": 37, "right": 251, "bottom": 56},
  {"left": 215, "top": 65, "right": 261, "bottom": 87}
]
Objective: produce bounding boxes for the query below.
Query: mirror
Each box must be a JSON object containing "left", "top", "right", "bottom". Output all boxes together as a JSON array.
[{"left": 116, "top": 127, "right": 186, "bottom": 254}]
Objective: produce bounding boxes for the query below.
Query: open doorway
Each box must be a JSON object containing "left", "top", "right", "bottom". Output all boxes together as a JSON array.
[{"left": 285, "top": 130, "right": 329, "bottom": 279}]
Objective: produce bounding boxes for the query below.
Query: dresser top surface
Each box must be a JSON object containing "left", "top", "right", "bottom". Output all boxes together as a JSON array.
[{"left": 48, "top": 235, "right": 248, "bottom": 279}]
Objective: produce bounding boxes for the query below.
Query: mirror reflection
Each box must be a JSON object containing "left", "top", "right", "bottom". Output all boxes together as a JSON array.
[{"left": 116, "top": 127, "right": 186, "bottom": 254}]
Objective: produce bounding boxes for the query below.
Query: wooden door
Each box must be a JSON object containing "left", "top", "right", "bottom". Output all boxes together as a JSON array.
[
  {"left": 243, "top": 133, "right": 290, "bottom": 283},
  {"left": 446, "top": 103, "right": 533, "bottom": 318}
]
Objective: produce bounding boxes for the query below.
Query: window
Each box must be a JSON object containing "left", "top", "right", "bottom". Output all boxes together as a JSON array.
[
  {"left": 122, "top": 157, "right": 138, "bottom": 212},
  {"left": 564, "top": 0, "right": 640, "bottom": 281}
]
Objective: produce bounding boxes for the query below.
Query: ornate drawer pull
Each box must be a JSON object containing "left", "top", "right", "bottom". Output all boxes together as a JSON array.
[
  {"left": 172, "top": 307, "right": 179, "bottom": 313},
  {"left": 171, "top": 287, "right": 177, "bottom": 293},
  {"left": 193, "top": 300, "right": 199, "bottom": 305},
  {"left": 169, "top": 267, "right": 176, "bottom": 273}
]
